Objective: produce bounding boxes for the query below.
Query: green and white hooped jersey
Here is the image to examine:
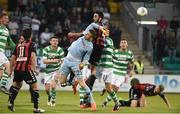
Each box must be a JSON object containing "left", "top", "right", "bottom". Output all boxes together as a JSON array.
[
  {"left": 98, "top": 37, "right": 114, "bottom": 68},
  {"left": 43, "top": 46, "right": 64, "bottom": 74},
  {"left": 0, "top": 25, "right": 10, "bottom": 52},
  {"left": 113, "top": 49, "right": 134, "bottom": 77}
]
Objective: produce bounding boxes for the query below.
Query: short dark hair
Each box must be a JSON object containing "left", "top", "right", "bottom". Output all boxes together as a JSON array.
[
  {"left": 22, "top": 28, "right": 32, "bottom": 41},
  {"left": 89, "top": 29, "right": 97, "bottom": 39},
  {"left": 0, "top": 10, "right": 8, "bottom": 18},
  {"left": 159, "top": 84, "right": 165, "bottom": 92},
  {"left": 50, "top": 36, "right": 59, "bottom": 41},
  {"left": 94, "top": 11, "right": 104, "bottom": 19},
  {"left": 121, "top": 38, "right": 127, "bottom": 41}
]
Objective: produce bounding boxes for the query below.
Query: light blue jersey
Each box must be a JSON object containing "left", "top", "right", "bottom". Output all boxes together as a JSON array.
[
  {"left": 60, "top": 36, "right": 93, "bottom": 79},
  {"left": 67, "top": 36, "right": 93, "bottom": 64},
  {"left": 83, "top": 23, "right": 99, "bottom": 35}
]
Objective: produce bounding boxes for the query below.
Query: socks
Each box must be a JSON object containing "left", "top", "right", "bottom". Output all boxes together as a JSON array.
[
  {"left": 51, "top": 89, "right": 56, "bottom": 102},
  {"left": 83, "top": 86, "right": 95, "bottom": 104},
  {"left": 46, "top": 90, "right": 51, "bottom": 102},
  {"left": 0, "top": 72, "right": 9, "bottom": 87},
  {"left": 104, "top": 94, "right": 112, "bottom": 103},
  {"left": 32, "top": 90, "right": 39, "bottom": 109},
  {"left": 29, "top": 86, "right": 34, "bottom": 102},
  {"left": 9, "top": 86, "right": 20, "bottom": 105},
  {"left": 85, "top": 74, "right": 96, "bottom": 91},
  {"left": 79, "top": 87, "right": 86, "bottom": 104},
  {"left": 105, "top": 91, "right": 119, "bottom": 104}
]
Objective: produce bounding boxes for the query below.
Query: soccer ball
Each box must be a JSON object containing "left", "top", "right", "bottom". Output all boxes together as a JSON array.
[{"left": 137, "top": 7, "right": 148, "bottom": 17}]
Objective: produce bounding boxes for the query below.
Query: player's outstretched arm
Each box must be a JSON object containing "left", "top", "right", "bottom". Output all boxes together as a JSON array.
[
  {"left": 162, "top": 95, "right": 171, "bottom": 108},
  {"left": 68, "top": 31, "right": 83, "bottom": 38}
]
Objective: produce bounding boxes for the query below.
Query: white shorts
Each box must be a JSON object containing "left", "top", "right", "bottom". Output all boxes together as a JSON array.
[
  {"left": 112, "top": 75, "right": 125, "bottom": 87},
  {"left": 96, "top": 67, "right": 113, "bottom": 84},
  {"left": 0, "top": 52, "right": 9, "bottom": 66},
  {"left": 44, "top": 71, "right": 57, "bottom": 84},
  {"left": 82, "top": 66, "right": 91, "bottom": 79}
]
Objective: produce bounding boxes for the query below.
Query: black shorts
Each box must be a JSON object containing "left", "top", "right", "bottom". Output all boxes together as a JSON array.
[
  {"left": 13, "top": 70, "right": 37, "bottom": 85},
  {"left": 129, "top": 87, "right": 142, "bottom": 100},
  {"left": 89, "top": 43, "right": 103, "bottom": 66}
]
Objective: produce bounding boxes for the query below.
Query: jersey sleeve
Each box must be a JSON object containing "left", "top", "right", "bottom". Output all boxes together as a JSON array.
[
  {"left": 12, "top": 45, "right": 18, "bottom": 56},
  {"left": 83, "top": 23, "right": 99, "bottom": 35},
  {"left": 30, "top": 43, "right": 37, "bottom": 54},
  {"left": 42, "top": 47, "right": 48, "bottom": 59},
  {"left": 82, "top": 46, "right": 93, "bottom": 65},
  {"left": 7, "top": 36, "right": 16, "bottom": 48},
  {"left": 128, "top": 50, "right": 134, "bottom": 63},
  {"left": 59, "top": 48, "right": 64, "bottom": 60}
]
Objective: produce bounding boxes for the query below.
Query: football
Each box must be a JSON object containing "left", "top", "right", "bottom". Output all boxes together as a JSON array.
[{"left": 137, "top": 7, "right": 148, "bottom": 17}]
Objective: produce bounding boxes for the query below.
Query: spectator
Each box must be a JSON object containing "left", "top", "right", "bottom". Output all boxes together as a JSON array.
[
  {"left": 110, "top": 23, "right": 121, "bottom": 49},
  {"left": 40, "top": 27, "right": 54, "bottom": 47},
  {"left": 21, "top": 11, "right": 32, "bottom": 28},
  {"left": 56, "top": 6, "right": 67, "bottom": 25},
  {"left": 8, "top": 18, "right": 19, "bottom": 44},
  {"left": 134, "top": 56, "right": 144, "bottom": 74},
  {"left": 167, "top": 31, "right": 178, "bottom": 63},
  {"left": 35, "top": 0, "right": 46, "bottom": 19},
  {"left": 81, "top": 7, "right": 92, "bottom": 29},
  {"left": 155, "top": 29, "right": 167, "bottom": 66},
  {"left": 103, "top": 8, "right": 110, "bottom": 21},
  {"left": 31, "top": 14, "right": 41, "bottom": 42},
  {"left": 157, "top": 16, "right": 168, "bottom": 30},
  {"left": 46, "top": 7, "right": 56, "bottom": 32},
  {"left": 170, "top": 16, "right": 179, "bottom": 38},
  {"left": 38, "top": 18, "right": 47, "bottom": 35}
]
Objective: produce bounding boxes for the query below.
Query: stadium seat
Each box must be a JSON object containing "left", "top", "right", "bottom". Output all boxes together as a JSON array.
[{"left": 162, "top": 57, "right": 180, "bottom": 71}]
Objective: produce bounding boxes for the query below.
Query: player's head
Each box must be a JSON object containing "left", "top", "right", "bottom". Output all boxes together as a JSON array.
[
  {"left": 50, "top": 36, "right": 59, "bottom": 47},
  {"left": 137, "top": 56, "right": 142, "bottom": 62},
  {"left": 120, "top": 39, "right": 128, "bottom": 50},
  {"left": 22, "top": 28, "right": 32, "bottom": 41},
  {"left": 154, "top": 84, "right": 165, "bottom": 93},
  {"left": 0, "top": 10, "right": 9, "bottom": 26},
  {"left": 93, "top": 11, "right": 104, "bottom": 23},
  {"left": 85, "top": 29, "right": 97, "bottom": 41},
  {"left": 130, "top": 78, "right": 140, "bottom": 86}
]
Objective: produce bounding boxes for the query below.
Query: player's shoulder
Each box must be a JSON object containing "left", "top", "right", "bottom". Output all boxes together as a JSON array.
[
  {"left": 114, "top": 49, "right": 119, "bottom": 53},
  {"left": 127, "top": 49, "right": 133, "bottom": 54},
  {"left": 57, "top": 46, "right": 64, "bottom": 51},
  {"left": 107, "top": 37, "right": 113, "bottom": 42},
  {"left": 30, "top": 41, "right": 37, "bottom": 49},
  {"left": 44, "top": 45, "right": 51, "bottom": 50}
]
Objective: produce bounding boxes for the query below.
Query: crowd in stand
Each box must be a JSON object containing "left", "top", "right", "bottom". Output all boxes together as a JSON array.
[
  {"left": 153, "top": 15, "right": 179, "bottom": 66},
  {"left": 6, "top": 0, "right": 121, "bottom": 51}
]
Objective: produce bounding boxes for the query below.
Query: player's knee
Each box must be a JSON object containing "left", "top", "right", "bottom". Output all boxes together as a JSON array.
[
  {"left": 31, "top": 83, "right": 38, "bottom": 90},
  {"left": 45, "top": 83, "right": 51, "bottom": 90},
  {"left": 131, "top": 100, "right": 138, "bottom": 107},
  {"left": 13, "top": 82, "right": 22, "bottom": 89}
]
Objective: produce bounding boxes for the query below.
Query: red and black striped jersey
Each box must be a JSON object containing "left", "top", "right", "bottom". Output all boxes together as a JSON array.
[
  {"left": 93, "top": 22, "right": 105, "bottom": 48},
  {"left": 133, "top": 83, "right": 164, "bottom": 98},
  {"left": 13, "top": 40, "right": 36, "bottom": 71}
]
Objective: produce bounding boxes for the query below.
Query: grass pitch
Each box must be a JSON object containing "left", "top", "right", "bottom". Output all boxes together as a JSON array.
[{"left": 0, "top": 91, "right": 180, "bottom": 113}]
